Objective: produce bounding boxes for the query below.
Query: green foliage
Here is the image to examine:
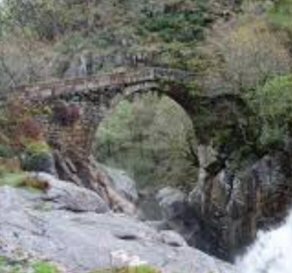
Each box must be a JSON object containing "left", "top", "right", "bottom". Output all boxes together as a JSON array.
[
  {"left": 0, "top": 144, "right": 14, "bottom": 158},
  {"left": 0, "top": 170, "right": 27, "bottom": 187},
  {"left": 21, "top": 141, "right": 52, "bottom": 173},
  {"left": 0, "top": 257, "right": 60, "bottom": 273},
  {"left": 202, "top": 17, "right": 291, "bottom": 94},
  {"left": 0, "top": 0, "right": 224, "bottom": 86},
  {"left": 24, "top": 141, "right": 50, "bottom": 155},
  {"left": 1, "top": 0, "right": 100, "bottom": 40},
  {"left": 33, "top": 262, "right": 60, "bottom": 273},
  {"left": 251, "top": 74, "right": 292, "bottom": 147},
  {"left": 139, "top": 3, "right": 212, "bottom": 43},
  {"left": 95, "top": 93, "right": 197, "bottom": 191},
  {"left": 269, "top": 0, "right": 292, "bottom": 30},
  {"left": 0, "top": 260, "right": 159, "bottom": 273}
]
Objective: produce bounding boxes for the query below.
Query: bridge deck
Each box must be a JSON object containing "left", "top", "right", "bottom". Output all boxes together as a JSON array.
[{"left": 3, "top": 67, "right": 194, "bottom": 101}]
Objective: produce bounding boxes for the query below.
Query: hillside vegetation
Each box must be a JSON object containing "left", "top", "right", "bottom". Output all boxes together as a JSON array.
[{"left": 0, "top": 0, "right": 292, "bottom": 190}]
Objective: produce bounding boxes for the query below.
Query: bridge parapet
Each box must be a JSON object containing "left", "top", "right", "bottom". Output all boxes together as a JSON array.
[
  {"left": 153, "top": 67, "right": 195, "bottom": 82},
  {"left": 1, "top": 67, "right": 194, "bottom": 103}
]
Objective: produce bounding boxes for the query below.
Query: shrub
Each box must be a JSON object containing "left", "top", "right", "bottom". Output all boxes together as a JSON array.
[
  {"left": 0, "top": 257, "right": 61, "bottom": 273},
  {"left": 22, "top": 152, "right": 54, "bottom": 173},
  {"left": 252, "top": 74, "right": 292, "bottom": 147},
  {"left": 25, "top": 141, "right": 51, "bottom": 155},
  {"left": 269, "top": 0, "right": 292, "bottom": 31},
  {"left": 0, "top": 144, "right": 14, "bottom": 158},
  {"left": 2, "top": 100, "right": 46, "bottom": 151},
  {"left": 201, "top": 18, "right": 291, "bottom": 93},
  {"left": 139, "top": 1, "right": 212, "bottom": 43},
  {"left": 21, "top": 141, "right": 54, "bottom": 173}
]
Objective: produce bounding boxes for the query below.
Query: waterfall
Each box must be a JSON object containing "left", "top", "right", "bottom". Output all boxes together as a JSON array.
[{"left": 236, "top": 212, "right": 292, "bottom": 273}]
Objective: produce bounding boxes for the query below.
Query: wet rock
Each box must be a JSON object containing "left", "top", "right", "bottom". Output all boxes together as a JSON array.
[
  {"left": 156, "top": 187, "right": 201, "bottom": 248},
  {"left": 188, "top": 147, "right": 292, "bottom": 261},
  {"left": 156, "top": 187, "right": 187, "bottom": 220}
]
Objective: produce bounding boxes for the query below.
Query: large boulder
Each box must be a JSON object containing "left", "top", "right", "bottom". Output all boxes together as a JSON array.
[
  {"left": 156, "top": 187, "right": 205, "bottom": 249},
  {"left": 29, "top": 172, "right": 109, "bottom": 213},
  {"left": 0, "top": 180, "right": 236, "bottom": 273},
  {"left": 99, "top": 164, "right": 139, "bottom": 203},
  {"left": 156, "top": 187, "right": 188, "bottom": 220},
  {"left": 53, "top": 154, "right": 138, "bottom": 215}
]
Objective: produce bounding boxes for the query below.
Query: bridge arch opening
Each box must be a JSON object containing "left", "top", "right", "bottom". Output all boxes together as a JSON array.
[{"left": 93, "top": 91, "right": 198, "bottom": 219}]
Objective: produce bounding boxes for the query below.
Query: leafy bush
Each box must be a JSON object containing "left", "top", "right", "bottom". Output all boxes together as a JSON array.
[
  {"left": 0, "top": 257, "right": 60, "bottom": 273},
  {"left": 139, "top": 0, "right": 212, "bottom": 43},
  {"left": 1, "top": 101, "right": 45, "bottom": 151},
  {"left": 201, "top": 18, "right": 291, "bottom": 93},
  {"left": 269, "top": 0, "right": 292, "bottom": 31},
  {"left": 252, "top": 74, "right": 292, "bottom": 147},
  {"left": 21, "top": 141, "right": 54, "bottom": 173},
  {"left": 25, "top": 141, "right": 51, "bottom": 155},
  {"left": 0, "top": 144, "right": 14, "bottom": 158}
]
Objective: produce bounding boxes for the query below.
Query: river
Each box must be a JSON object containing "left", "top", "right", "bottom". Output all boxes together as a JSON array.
[{"left": 237, "top": 212, "right": 292, "bottom": 273}]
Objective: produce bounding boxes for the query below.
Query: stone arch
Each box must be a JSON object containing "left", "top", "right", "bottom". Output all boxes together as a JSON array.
[
  {"left": 84, "top": 81, "right": 198, "bottom": 158},
  {"left": 26, "top": 81, "right": 195, "bottom": 160}
]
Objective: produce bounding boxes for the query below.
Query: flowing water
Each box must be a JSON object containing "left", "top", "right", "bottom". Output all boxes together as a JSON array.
[{"left": 236, "top": 212, "right": 292, "bottom": 273}]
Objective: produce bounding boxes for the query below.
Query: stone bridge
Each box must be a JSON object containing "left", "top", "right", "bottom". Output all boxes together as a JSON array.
[
  {"left": 2, "top": 66, "right": 247, "bottom": 162},
  {"left": 2, "top": 66, "right": 260, "bottom": 260},
  {"left": 5, "top": 67, "right": 200, "bottom": 159}
]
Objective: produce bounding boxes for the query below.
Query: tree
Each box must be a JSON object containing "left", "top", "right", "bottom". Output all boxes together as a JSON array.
[
  {"left": 95, "top": 93, "right": 198, "bottom": 191},
  {"left": 201, "top": 18, "right": 291, "bottom": 94},
  {"left": 253, "top": 74, "right": 292, "bottom": 147}
]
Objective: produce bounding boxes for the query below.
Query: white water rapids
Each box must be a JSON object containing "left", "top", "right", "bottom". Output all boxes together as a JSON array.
[{"left": 236, "top": 212, "right": 292, "bottom": 273}]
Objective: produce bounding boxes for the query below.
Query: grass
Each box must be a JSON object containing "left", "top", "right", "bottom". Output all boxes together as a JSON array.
[
  {"left": 0, "top": 257, "right": 61, "bottom": 273},
  {"left": 33, "top": 262, "right": 60, "bottom": 273},
  {"left": 0, "top": 259, "right": 160, "bottom": 273},
  {"left": 92, "top": 265, "right": 160, "bottom": 273},
  {"left": 0, "top": 171, "right": 28, "bottom": 187}
]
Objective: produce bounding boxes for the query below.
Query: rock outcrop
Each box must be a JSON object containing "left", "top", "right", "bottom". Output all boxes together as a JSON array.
[
  {"left": 0, "top": 175, "right": 236, "bottom": 273},
  {"left": 30, "top": 172, "right": 110, "bottom": 213},
  {"left": 54, "top": 153, "right": 138, "bottom": 216},
  {"left": 188, "top": 145, "right": 292, "bottom": 261},
  {"left": 96, "top": 163, "right": 139, "bottom": 203},
  {"left": 156, "top": 187, "right": 200, "bottom": 246}
]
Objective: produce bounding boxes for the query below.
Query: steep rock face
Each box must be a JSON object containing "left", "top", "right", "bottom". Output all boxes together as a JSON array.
[
  {"left": 97, "top": 163, "right": 139, "bottom": 203},
  {"left": 0, "top": 178, "right": 236, "bottom": 273},
  {"left": 188, "top": 145, "right": 292, "bottom": 261},
  {"left": 156, "top": 187, "right": 200, "bottom": 247}
]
